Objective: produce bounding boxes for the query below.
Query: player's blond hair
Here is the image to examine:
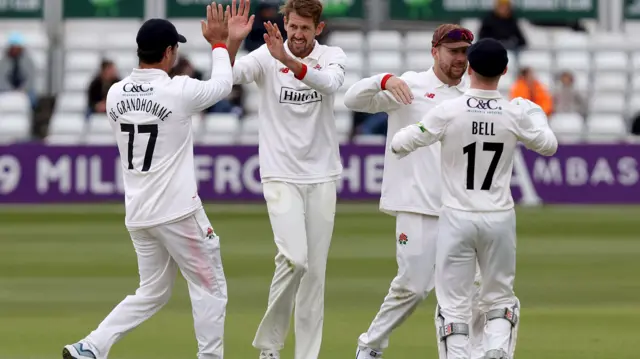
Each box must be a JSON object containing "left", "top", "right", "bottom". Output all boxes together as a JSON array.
[{"left": 279, "top": 0, "right": 323, "bottom": 26}]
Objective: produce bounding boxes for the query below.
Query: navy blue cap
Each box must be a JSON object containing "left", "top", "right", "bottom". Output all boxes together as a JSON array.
[
  {"left": 136, "top": 18, "right": 186, "bottom": 53},
  {"left": 466, "top": 38, "right": 508, "bottom": 77}
]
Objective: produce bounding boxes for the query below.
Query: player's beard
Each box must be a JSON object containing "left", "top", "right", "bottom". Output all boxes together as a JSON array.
[
  {"left": 441, "top": 61, "right": 467, "bottom": 80},
  {"left": 288, "top": 36, "right": 313, "bottom": 58}
]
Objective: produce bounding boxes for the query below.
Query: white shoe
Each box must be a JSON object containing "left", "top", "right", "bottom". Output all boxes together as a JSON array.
[
  {"left": 356, "top": 346, "right": 383, "bottom": 359},
  {"left": 62, "top": 342, "right": 99, "bottom": 359},
  {"left": 259, "top": 350, "right": 280, "bottom": 359}
]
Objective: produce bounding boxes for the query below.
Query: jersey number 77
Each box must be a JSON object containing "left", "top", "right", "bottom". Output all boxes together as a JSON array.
[
  {"left": 463, "top": 141, "right": 504, "bottom": 190},
  {"left": 120, "top": 124, "right": 158, "bottom": 172}
]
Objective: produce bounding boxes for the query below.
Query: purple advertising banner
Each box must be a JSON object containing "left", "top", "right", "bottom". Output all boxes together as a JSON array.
[
  {"left": 0, "top": 143, "right": 638, "bottom": 204},
  {"left": 0, "top": 144, "right": 385, "bottom": 203}
]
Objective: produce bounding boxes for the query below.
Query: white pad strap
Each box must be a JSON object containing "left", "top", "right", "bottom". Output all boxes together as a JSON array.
[
  {"left": 484, "top": 301, "right": 520, "bottom": 358},
  {"left": 439, "top": 322, "right": 470, "bottom": 341},
  {"left": 357, "top": 348, "right": 382, "bottom": 358},
  {"left": 485, "top": 349, "right": 508, "bottom": 358},
  {"left": 486, "top": 308, "right": 518, "bottom": 326},
  {"left": 435, "top": 305, "right": 469, "bottom": 359},
  {"left": 435, "top": 305, "right": 447, "bottom": 359}
]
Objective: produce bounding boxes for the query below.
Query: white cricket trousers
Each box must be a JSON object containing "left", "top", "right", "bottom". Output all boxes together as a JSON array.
[
  {"left": 83, "top": 208, "right": 228, "bottom": 359},
  {"left": 357, "top": 212, "right": 484, "bottom": 357},
  {"left": 357, "top": 212, "right": 438, "bottom": 350},
  {"left": 435, "top": 207, "right": 518, "bottom": 359},
  {"left": 253, "top": 180, "right": 337, "bottom": 359}
]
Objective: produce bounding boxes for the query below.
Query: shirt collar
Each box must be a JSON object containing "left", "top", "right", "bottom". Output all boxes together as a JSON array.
[
  {"left": 426, "top": 68, "right": 468, "bottom": 92},
  {"left": 465, "top": 88, "right": 503, "bottom": 99},
  {"left": 129, "top": 68, "right": 169, "bottom": 81},
  {"left": 284, "top": 40, "right": 321, "bottom": 61}
]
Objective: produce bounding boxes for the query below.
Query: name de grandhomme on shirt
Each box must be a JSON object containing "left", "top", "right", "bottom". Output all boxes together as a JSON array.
[{"left": 109, "top": 82, "right": 173, "bottom": 122}]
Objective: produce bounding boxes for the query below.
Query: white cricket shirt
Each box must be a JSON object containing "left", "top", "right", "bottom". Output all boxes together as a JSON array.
[
  {"left": 232, "top": 40, "right": 346, "bottom": 183},
  {"left": 391, "top": 89, "right": 558, "bottom": 212},
  {"left": 344, "top": 69, "right": 468, "bottom": 216},
  {"left": 106, "top": 47, "right": 233, "bottom": 229}
]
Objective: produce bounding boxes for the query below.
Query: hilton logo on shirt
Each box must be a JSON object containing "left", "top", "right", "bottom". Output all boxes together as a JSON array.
[{"left": 279, "top": 87, "right": 322, "bottom": 105}]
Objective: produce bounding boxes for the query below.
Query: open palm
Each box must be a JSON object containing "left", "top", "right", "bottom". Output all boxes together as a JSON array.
[
  {"left": 201, "top": 2, "right": 229, "bottom": 45},
  {"left": 228, "top": 0, "right": 255, "bottom": 42},
  {"left": 263, "top": 21, "right": 286, "bottom": 62}
]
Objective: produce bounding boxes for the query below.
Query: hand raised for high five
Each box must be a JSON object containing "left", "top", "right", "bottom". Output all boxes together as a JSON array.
[
  {"left": 201, "top": 1, "right": 230, "bottom": 46},
  {"left": 228, "top": 0, "right": 255, "bottom": 42},
  {"left": 263, "top": 21, "right": 288, "bottom": 63}
]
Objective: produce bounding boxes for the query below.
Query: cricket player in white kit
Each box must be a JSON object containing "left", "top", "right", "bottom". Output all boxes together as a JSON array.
[
  {"left": 62, "top": 3, "right": 250, "bottom": 359},
  {"left": 391, "top": 38, "right": 558, "bottom": 359},
  {"left": 344, "top": 25, "right": 490, "bottom": 359},
  {"left": 224, "top": 1, "right": 346, "bottom": 358}
]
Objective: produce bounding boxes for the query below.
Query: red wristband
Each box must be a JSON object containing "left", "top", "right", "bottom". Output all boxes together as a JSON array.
[
  {"left": 381, "top": 74, "right": 393, "bottom": 90},
  {"left": 212, "top": 43, "right": 227, "bottom": 50},
  {"left": 294, "top": 64, "right": 308, "bottom": 80}
]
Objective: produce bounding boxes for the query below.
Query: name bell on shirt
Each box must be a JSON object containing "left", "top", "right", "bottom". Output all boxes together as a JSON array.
[{"left": 467, "top": 97, "right": 499, "bottom": 136}]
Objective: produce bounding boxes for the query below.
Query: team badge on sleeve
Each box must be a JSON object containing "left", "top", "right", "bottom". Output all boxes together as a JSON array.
[{"left": 398, "top": 233, "right": 408, "bottom": 245}]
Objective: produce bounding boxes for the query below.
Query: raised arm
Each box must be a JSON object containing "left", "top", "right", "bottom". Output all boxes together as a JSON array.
[
  {"left": 231, "top": 47, "right": 266, "bottom": 85},
  {"left": 226, "top": 0, "right": 254, "bottom": 64},
  {"left": 511, "top": 97, "right": 558, "bottom": 156},
  {"left": 343, "top": 74, "right": 407, "bottom": 114},
  {"left": 224, "top": 0, "right": 260, "bottom": 85},
  {"left": 390, "top": 104, "right": 448, "bottom": 157},
  {"left": 182, "top": 46, "right": 233, "bottom": 113},
  {"left": 290, "top": 47, "right": 346, "bottom": 95},
  {"left": 181, "top": 3, "right": 233, "bottom": 113},
  {"left": 262, "top": 22, "right": 345, "bottom": 94}
]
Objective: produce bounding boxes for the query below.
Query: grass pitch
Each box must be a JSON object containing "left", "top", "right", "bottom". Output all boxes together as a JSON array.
[{"left": 0, "top": 203, "right": 639, "bottom": 359}]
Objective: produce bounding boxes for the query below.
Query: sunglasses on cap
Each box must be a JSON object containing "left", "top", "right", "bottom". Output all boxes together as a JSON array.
[{"left": 433, "top": 28, "right": 474, "bottom": 47}]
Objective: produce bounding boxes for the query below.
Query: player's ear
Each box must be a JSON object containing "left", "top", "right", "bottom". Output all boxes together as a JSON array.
[
  {"left": 315, "top": 21, "right": 325, "bottom": 36},
  {"left": 431, "top": 46, "right": 437, "bottom": 59},
  {"left": 467, "top": 66, "right": 472, "bottom": 76},
  {"left": 172, "top": 46, "right": 180, "bottom": 66},
  {"left": 502, "top": 66, "right": 508, "bottom": 76}
]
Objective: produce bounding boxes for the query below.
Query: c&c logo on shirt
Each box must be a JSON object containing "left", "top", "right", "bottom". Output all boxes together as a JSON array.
[
  {"left": 123, "top": 83, "right": 154, "bottom": 93},
  {"left": 279, "top": 87, "right": 322, "bottom": 105},
  {"left": 466, "top": 98, "right": 501, "bottom": 110}
]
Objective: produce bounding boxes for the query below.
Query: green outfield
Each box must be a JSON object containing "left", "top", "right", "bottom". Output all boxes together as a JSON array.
[{"left": 1, "top": 203, "right": 638, "bottom": 359}]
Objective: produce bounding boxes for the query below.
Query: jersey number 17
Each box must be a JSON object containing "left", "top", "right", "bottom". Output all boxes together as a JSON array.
[
  {"left": 120, "top": 124, "right": 158, "bottom": 172},
  {"left": 463, "top": 141, "right": 504, "bottom": 190}
]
